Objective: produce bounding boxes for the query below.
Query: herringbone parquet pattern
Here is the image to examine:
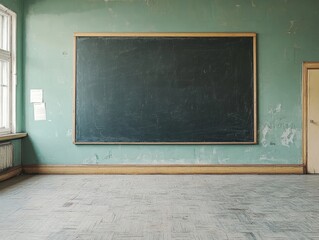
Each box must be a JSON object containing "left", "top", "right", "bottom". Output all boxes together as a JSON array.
[{"left": 0, "top": 175, "right": 318, "bottom": 240}]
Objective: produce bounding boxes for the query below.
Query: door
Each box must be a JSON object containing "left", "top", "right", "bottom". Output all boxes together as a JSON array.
[{"left": 307, "top": 69, "right": 319, "bottom": 173}]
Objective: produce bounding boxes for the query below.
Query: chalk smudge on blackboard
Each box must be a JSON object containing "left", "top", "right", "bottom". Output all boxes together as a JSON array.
[
  {"left": 251, "top": 0, "right": 256, "bottom": 7},
  {"left": 287, "top": 20, "right": 297, "bottom": 34}
]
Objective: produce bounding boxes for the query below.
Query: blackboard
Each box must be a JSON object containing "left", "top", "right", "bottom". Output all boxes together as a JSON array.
[{"left": 74, "top": 33, "right": 257, "bottom": 144}]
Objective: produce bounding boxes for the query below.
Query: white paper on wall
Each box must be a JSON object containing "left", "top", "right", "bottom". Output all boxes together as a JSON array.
[
  {"left": 34, "top": 103, "right": 46, "bottom": 121},
  {"left": 30, "top": 89, "right": 43, "bottom": 103}
]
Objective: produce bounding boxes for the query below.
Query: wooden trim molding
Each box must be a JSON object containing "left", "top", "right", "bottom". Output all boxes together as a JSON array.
[
  {"left": 23, "top": 164, "right": 304, "bottom": 175},
  {"left": 0, "top": 133, "right": 27, "bottom": 142},
  {"left": 74, "top": 32, "right": 256, "bottom": 37},
  {"left": 0, "top": 166, "right": 22, "bottom": 182}
]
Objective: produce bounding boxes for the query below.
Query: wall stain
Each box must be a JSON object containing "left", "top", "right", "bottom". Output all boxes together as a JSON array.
[
  {"left": 261, "top": 103, "right": 300, "bottom": 149},
  {"left": 260, "top": 154, "right": 276, "bottom": 162},
  {"left": 244, "top": 147, "right": 253, "bottom": 153},
  {"left": 281, "top": 128, "right": 297, "bottom": 147},
  {"left": 218, "top": 157, "right": 230, "bottom": 164},
  {"left": 104, "top": 151, "right": 113, "bottom": 160},
  {"left": 83, "top": 154, "right": 99, "bottom": 164},
  {"left": 261, "top": 124, "right": 271, "bottom": 147},
  {"left": 66, "top": 129, "right": 72, "bottom": 137},
  {"left": 268, "top": 104, "right": 281, "bottom": 115}
]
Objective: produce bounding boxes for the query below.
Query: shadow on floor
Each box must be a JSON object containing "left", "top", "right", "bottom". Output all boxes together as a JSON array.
[{"left": 0, "top": 174, "right": 35, "bottom": 191}]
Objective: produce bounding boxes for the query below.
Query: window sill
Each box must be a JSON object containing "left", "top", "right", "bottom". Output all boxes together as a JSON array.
[{"left": 0, "top": 133, "right": 27, "bottom": 141}]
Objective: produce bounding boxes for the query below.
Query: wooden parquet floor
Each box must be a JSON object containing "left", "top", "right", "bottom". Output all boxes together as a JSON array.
[{"left": 0, "top": 174, "right": 318, "bottom": 240}]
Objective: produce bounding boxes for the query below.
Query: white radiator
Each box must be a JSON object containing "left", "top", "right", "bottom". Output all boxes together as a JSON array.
[{"left": 0, "top": 142, "right": 13, "bottom": 171}]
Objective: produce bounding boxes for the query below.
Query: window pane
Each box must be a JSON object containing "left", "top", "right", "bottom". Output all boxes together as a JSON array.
[
  {"left": 0, "top": 60, "right": 10, "bottom": 129},
  {"left": 0, "top": 5, "right": 15, "bottom": 135},
  {"left": 0, "top": 13, "right": 9, "bottom": 51}
]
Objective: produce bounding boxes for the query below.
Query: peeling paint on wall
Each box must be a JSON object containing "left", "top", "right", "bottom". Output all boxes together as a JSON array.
[
  {"left": 213, "top": 149, "right": 229, "bottom": 164},
  {"left": 66, "top": 129, "right": 72, "bottom": 137},
  {"left": 268, "top": 104, "right": 282, "bottom": 115},
  {"left": 259, "top": 154, "right": 276, "bottom": 162},
  {"left": 244, "top": 147, "right": 253, "bottom": 153},
  {"left": 261, "top": 124, "right": 271, "bottom": 147},
  {"left": 104, "top": 151, "right": 113, "bottom": 160},
  {"left": 83, "top": 154, "right": 99, "bottom": 164},
  {"left": 218, "top": 156, "right": 230, "bottom": 164},
  {"left": 281, "top": 128, "right": 297, "bottom": 147}
]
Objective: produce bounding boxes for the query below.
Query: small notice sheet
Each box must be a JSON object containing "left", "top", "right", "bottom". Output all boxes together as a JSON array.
[
  {"left": 30, "top": 89, "right": 43, "bottom": 103},
  {"left": 34, "top": 103, "right": 47, "bottom": 121}
]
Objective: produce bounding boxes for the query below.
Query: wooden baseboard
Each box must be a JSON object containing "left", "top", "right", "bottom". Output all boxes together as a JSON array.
[
  {"left": 0, "top": 166, "right": 22, "bottom": 182},
  {"left": 22, "top": 164, "right": 304, "bottom": 175}
]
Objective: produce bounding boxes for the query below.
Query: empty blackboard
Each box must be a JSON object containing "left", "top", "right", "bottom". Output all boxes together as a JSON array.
[{"left": 74, "top": 33, "right": 257, "bottom": 144}]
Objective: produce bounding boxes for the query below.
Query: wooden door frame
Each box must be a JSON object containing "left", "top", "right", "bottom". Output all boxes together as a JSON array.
[{"left": 302, "top": 62, "right": 319, "bottom": 173}]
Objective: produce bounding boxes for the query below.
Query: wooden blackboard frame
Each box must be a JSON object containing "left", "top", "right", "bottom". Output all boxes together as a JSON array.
[{"left": 73, "top": 32, "right": 257, "bottom": 145}]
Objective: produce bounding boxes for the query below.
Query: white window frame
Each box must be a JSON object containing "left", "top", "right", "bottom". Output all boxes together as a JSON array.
[{"left": 0, "top": 4, "right": 16, "bottom": 135}]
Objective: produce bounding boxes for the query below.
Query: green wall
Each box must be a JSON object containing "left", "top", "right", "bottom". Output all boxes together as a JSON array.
[
  {"left": 22, "top": 0, "right": 319, "bottom": 165},
  {"left": 0, "top": 0, "right": 23, "bottom": 167}
]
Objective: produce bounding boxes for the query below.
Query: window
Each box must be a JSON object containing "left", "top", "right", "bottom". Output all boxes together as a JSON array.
[{"left": 0, "top": 5, "right": 16, "bottom": 135}]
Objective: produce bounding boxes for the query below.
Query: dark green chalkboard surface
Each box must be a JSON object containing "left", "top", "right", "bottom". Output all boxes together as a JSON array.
[{"left": 74, "top": 33, "right": 257, "bottom": 144}]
